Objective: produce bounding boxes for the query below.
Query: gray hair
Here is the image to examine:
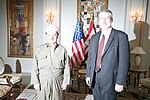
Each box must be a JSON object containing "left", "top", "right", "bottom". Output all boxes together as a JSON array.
[{"left": 99, "top": 9, "right": 113, "bottom": 21}]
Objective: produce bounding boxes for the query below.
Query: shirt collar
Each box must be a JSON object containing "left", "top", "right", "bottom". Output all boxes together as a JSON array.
[
  {"left": 46, "top": 43, "right": 59, "bottom": 50},
  {"left": 101, "top": 27, "right": 112, "bottom": 37}
]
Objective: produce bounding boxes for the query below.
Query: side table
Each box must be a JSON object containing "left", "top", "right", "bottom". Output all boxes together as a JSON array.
[
  {"left": 129, "top": 67, "right": 147, "bottom": 88},
  {"left": 77, "top": 69, "right": 91, "bottom": 93},
  {"left": 78, "top": 69, "right": 88, "bottom": 93}
]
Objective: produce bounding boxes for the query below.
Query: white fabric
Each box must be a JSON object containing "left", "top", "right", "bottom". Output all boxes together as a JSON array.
[
  {"left": 44, "top": 24, "right": 60, "bottom": 34},
  {"left": 0, "top": 78, "right": 7, "bottom": 84},
  {"left": 16, "top": 89, "right": 37, "bottom": 100},
  {"left": 0, "top": 73, "right": 22, "bottom": 84},
  {"left": 10, "top": 76, "right": 21, "bottom": 84}
]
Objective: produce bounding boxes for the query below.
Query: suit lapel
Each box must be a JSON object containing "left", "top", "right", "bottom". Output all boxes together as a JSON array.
[
  {"left": 93, "top": 32, "right": 101, "bottom": 58},
  {"left": 103, "top": 29, "right": 115, "bottom": 56}
]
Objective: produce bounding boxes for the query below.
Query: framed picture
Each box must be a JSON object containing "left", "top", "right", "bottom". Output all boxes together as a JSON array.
[
  {"left": 7, "top": 0, "right": 33, "bottom": 58},
  {"left": 77, "top": 0, "right": 108, "bottom": 34}
]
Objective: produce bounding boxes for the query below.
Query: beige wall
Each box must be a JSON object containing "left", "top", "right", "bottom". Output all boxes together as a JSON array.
[{"left": 0, "top": 0, "right": 150, "bottom": 74}]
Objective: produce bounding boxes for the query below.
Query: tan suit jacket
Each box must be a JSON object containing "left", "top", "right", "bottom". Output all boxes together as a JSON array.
[{"left": 31, "top": 43, "right": 70, "bottom": 85}]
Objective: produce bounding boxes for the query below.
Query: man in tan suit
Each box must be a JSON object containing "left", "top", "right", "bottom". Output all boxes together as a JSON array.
[{"left": 31, "top": 25, "right": 70, "bottom": 100}]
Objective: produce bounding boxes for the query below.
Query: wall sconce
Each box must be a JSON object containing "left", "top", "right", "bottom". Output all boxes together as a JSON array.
[
  {"left": 131, "top": 10, "right": 143, "bottom": 22},
  {"left": 130, "top": 46, "right": 146, "bottom": 69},
  {"left": 46, "top": 10, "right": 55, "bottom": 24}
]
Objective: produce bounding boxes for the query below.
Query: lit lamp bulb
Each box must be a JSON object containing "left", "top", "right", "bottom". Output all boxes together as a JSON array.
[{"left": 131, "top": 10, "right": 143, "bottom": 22}]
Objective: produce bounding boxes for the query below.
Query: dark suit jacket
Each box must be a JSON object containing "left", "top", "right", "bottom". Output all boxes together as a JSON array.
[{"left": 86, "top": 28, "right": 130, "bottom": 94}]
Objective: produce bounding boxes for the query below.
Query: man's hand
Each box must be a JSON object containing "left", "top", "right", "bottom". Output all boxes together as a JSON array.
[
  {"left": 34, "top": 84, "right": 41, "bottom": 91},
  {"left": 86, "top": 77, "right": 90, "bottom": 86},
  {"left": 61, "top": 84, "right": 67, "bottom": 90},
  {"left": 115, "top": 84, "right": 123, "bottom": 92}
]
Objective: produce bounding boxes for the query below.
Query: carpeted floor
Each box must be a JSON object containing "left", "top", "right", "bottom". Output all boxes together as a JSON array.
[
  {"left": 67, "top": 80, "right": 150, "bottom": 100},
  {"left": 66, "top": 86, "right": 139, "bottom": 100},
  {"left": 12, "top": 84, "right": 150, "bottom": 100},
  {"left": 11, "top": 75, "right": 150, "bottom": 100}
]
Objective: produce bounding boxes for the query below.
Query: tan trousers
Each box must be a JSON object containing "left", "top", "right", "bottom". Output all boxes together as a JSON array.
[{"left": 37, "top": 69, "right": 64, "bottom": 100}]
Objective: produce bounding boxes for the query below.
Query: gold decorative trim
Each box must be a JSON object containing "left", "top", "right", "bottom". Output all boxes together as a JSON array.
[{"left": 7, "top": 0, "right": 33, "bottom": 58}]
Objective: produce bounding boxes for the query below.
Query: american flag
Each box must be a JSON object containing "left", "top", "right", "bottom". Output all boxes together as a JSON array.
[{"left": 71, "top": 21, "right": 85, "bottom": 66}]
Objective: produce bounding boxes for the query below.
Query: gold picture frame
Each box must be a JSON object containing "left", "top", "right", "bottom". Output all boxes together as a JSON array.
[
  {"left": 7, "top": 0, "right": 33, "bottom": 58},
  {"left": 77, "top": 0, "right": 108, "bottom": 34}
]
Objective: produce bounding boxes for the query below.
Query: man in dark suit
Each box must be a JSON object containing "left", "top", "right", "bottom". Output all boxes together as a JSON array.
[{"left": 86, "top": 9, "right": 130, "bottom": 100}]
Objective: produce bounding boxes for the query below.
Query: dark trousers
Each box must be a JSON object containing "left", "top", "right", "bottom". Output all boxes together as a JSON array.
[{"left": 92, "top": 71, "right": 117, "bottom": 100}]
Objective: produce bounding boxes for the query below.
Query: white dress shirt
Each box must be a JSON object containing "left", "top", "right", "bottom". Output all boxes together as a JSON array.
[{"left": 99, "top": 27, "right": 112, "bottom": 54}]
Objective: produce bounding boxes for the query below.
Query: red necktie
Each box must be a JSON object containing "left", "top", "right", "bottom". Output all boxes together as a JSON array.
[{"left": 95, "top": 34, "right": 105, "bottom": 72}]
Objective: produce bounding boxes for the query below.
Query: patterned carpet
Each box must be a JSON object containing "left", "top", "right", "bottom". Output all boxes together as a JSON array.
[
  {"left": 15, "top": 89, "right": 139, "bottom": 100},
  {"left": 66, "top": 80, "right": 150, "bottom": 100},
  {"left": 14, "top": 85, "right": 150, "bottom": 100},
  {"left": 66, "top": 86, "right": 139, "bottom": 100},
  {"left": 14, "top": 81, "right": 150, "bottom": 100}
]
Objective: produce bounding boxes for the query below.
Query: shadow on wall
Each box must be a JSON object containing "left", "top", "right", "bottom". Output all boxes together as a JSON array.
[{"left": 129, "top": 21, "right": 150, "bottom": 70}]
